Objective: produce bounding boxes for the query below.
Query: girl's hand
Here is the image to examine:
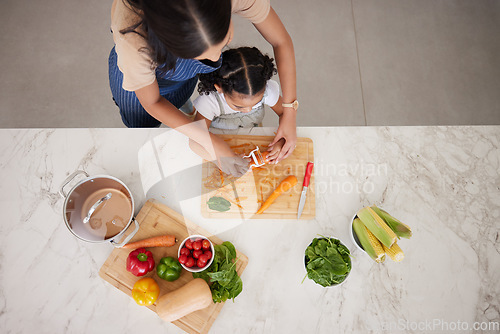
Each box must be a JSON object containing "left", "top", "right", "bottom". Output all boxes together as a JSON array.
[
  {"left": 219, "top": 156, "right": 250, "bottom": 177},
  {"left": 268, "top": 111, "right": 297, "bottom": 163},
  {"left": 266, "top": 138, "right": 285, "bottom": 164},
  {"left": 211, "top": 135, "right": 250, "bottom": 177},
  {"left": 189, "top": 134, "right": 249, "bottom": 177}
]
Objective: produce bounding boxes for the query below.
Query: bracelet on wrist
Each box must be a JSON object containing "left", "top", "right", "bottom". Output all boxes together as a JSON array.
[{"left": 281, "top": 99, "right": 299, "bottom": 111}]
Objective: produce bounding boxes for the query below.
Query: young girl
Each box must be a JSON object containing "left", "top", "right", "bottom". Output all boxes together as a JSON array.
[{"left": 193, "top": 47, "right": 288, "bottom": 163}]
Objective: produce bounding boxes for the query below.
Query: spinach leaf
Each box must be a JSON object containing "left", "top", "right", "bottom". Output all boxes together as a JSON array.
[
  {"left": 207, "top": 262, "right": 236, "bottom": 288},
  {"left": 214, "top": 243, "right": 235, "bottom": 263},
  {"left": 211, "top": 282, "right": 230, "bottom": 303},
  {"left": 305, "top": 246, "right": 318, "bottom": 261},
  {"left": 222, "top": 241, "right": 237, "bottom": 260},
  {"left": 207, "top": 196, "right": 231, "bottom": 212},
  {"left": 227, "top": 276, "right": 243, "bottom": 300}
]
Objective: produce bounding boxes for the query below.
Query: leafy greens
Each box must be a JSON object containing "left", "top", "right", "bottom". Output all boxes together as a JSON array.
[
  {"left": 304, "top": 237, "right": 351, "bottom": 287},
  {"left": 192, "top": 241, "right": 243, "bottom": 303}
]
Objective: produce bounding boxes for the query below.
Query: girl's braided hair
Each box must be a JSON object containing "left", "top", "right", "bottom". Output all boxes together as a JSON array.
[{"left": 198, "top": 47, "right": 277, "bottom": 96}]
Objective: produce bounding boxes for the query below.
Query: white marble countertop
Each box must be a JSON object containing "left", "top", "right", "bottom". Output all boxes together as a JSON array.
[{"left": 1, "top": 127, "right": 499, "bottom": 334}]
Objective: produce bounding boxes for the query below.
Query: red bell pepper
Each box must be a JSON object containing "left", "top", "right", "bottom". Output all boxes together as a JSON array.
[{"left": 126, "top": 248, "right": 155, "bottom": 276}]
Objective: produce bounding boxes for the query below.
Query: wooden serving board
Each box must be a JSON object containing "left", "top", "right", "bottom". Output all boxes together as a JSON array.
[
  {"left": 99, "top": 199, "right": 248, "bottom": 334},
  {"left": 201, "top": 135, "right": 315, "bottom": 219}
]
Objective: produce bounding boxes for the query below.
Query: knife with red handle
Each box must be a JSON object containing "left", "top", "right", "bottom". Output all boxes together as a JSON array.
[{"left": 297, "top": 162, "right": 314, "bottom": 219}]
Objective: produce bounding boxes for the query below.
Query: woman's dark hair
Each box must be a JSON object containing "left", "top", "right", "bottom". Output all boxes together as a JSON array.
[
  {"left": 198, "top": 47, "right": 277, "bottom": 96},
  {"left": 120, "top": 0, "right": 231, "bottom": 72}
]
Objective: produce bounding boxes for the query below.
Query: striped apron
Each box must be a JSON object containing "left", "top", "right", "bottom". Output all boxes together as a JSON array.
[{"left": 108, "top": 46, "right": 221, "bottom": 128}]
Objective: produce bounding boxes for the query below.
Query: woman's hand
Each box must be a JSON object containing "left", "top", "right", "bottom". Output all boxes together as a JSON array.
[{"left": 268, "top": 110, "right": 297, "bottom": 163}]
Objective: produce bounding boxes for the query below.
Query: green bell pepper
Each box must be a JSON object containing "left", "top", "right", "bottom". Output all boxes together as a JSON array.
[{"left": 156, "top": 256, "right": 182, "bottom": 282}]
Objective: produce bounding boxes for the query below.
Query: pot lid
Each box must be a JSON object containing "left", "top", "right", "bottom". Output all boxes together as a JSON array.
[{"left": 64, "top": 176, "right": 133, "bottom": 242}]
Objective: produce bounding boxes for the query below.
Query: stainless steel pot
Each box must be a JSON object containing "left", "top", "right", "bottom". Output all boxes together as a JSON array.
[{"left": 59, "top": 170, "right": 139, "bottom": 247}]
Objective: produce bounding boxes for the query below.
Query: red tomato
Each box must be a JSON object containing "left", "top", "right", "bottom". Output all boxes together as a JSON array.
[
  {"left": 204, "top": 250, "right": 212, "bottom": 260},
  {"left": 193, "top": 240, "right": 202, "bottom": 251},
  {"left": 197, "top": 258, "right": 207, "bottom": 268},
  {"left": 185, "top": 257, "right": 195, "bottom": 268},
  {"left": 192, "top": 249, "right": 203, "bottom": 259},
  {"left": 199, "top": 254, "right": 209, "bottom": 263},
  {"left": 178, "top": 254, "right": 188, "bottom": 264},
  {"left": 185, "top": 239, "right": 193, "bottom": 250},
  {"left": 202, "top": 239, "right": 211, "bottom": 250},
  {"left": 180, "top": 247, "right": 190, "bottom": 256}
]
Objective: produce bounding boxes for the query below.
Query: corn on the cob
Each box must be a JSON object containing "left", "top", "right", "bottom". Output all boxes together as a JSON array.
[
  {"left": 353, "top": 218, "right": 386, "bottom": 263},
  {"left": 357, "top": 207, "right": 397, "bottom": 248},
  {"left": 383, "top": 242, "right": 405, "bottom": 262},
  {"left": 371, "top": 205, "right": 412, "bottom": 239}
]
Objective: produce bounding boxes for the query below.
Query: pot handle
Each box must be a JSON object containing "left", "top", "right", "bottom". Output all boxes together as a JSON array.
[
  {"left": 59, "top": 170, "right": 89, "bottom": 198},
  {"left": 83, "top": 192, "right": 112, "bottom": 224},
  {"left": 110, "top": 218, "right": 140, "bottom": 248}
]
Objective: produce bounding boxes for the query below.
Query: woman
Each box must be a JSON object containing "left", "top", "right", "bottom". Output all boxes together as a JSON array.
[{"left": 109, "top": 0, "right": 297, "bottom": 176}]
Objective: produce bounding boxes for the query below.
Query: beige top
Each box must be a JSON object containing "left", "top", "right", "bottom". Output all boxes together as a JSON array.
[{"left": 111, "top": 0, "right": 271, "bottom": 91}]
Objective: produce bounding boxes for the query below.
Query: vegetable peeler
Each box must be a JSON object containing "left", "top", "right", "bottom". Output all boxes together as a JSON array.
[{"left": 243, "top": 146, "right": 266, "bottom": 169}]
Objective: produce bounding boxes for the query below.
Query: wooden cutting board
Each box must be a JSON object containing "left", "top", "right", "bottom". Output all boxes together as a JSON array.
[
  {"left": 99, "top": 199, "right": 248, "bottom": 334},
  {"left": 201, "top": 135, "right": 315, "bottom": 219}
]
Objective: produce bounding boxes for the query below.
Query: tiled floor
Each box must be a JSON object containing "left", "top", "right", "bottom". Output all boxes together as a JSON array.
[{"left": 1, "top": 0, "right": 499, "bottom": 128}]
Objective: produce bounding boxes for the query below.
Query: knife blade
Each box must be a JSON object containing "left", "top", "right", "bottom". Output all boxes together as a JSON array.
[{"left": 297, "top": 162, "right": 314, "bottom": 219}]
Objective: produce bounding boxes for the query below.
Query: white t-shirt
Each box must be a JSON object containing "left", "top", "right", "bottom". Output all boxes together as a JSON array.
[{"left": 193, "top": 80, "right": 280, "bottom": 120}]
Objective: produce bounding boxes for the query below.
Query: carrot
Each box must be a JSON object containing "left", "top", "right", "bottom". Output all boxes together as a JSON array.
[
  {"left": 250, "top": 151, "right": 270, "bottom": 169},
  {"left": 260, "top": 150, "right": 270, "bottom": 161},
  {"left": 219, "top": 169, "right": 224, "bottom": 186},
  {"left": 256, "top": 175, "right": 298, "bottom": 214},
  {"left": 122, "top": 235, "right": 177, "bottom": 249}
]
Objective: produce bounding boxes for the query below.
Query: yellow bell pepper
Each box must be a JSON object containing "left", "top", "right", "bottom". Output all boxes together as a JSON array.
[{"left": 131, "top": 277, "right": 160, "bottom": 306}]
